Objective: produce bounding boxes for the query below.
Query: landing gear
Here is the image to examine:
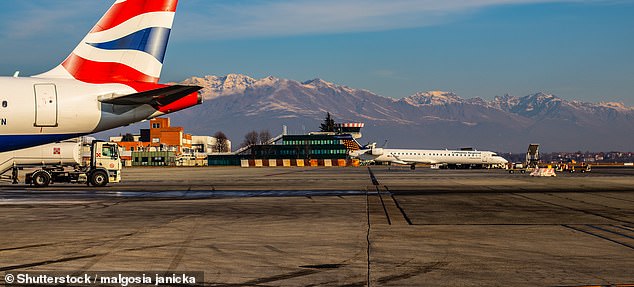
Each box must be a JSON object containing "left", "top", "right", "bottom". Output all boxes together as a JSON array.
[{"left": 410, "top": 164, "right": 416, "bottom": 170}]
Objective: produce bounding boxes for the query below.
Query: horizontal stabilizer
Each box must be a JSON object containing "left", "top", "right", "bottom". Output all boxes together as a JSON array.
[{"left": 99, "top": 85, "right": 202, "bottom": 106}]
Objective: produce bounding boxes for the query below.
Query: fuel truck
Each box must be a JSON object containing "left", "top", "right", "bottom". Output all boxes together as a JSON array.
[{"left": 0, "top": 139, "right": 122, "bottom": 187}]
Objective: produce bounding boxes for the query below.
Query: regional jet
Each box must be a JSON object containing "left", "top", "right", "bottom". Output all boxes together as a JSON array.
[
  {"left": 352, "top": 144, "right": 508, "bottom": 170},
  {"left": 0, "top": 0, "right": 202, "bottom": 153}
]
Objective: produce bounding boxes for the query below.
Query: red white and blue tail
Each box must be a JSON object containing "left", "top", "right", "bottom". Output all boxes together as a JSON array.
[{"left": 36, "top": 0, "right": 178, "bottom": 84}]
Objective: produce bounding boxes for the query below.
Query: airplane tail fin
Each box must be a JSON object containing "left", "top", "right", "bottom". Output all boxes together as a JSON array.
[{"left": 35, "top": 0, "right": 178, "bottom": 84}]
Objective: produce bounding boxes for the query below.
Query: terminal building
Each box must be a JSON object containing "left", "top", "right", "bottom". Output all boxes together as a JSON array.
[
  {"left": 208, "top": 123, "right": 365, "bottom": 167},
  {"left": 110, "top": 118, "right": 231, "bottom": 166}
]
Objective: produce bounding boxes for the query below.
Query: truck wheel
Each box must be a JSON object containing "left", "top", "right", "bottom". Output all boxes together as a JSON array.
[
  {"left": 31, "top": 171, "right": 51, "bottom": 188},
  {"left": 90, "top": 170, "right": 109, "bottom": 187}
]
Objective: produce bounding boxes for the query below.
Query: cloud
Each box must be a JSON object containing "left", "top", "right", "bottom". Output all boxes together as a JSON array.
[
  {"left": 0, "top": 0, "right": 613, "bottom": 41},
  {"left": 0, "top": 2, "right": 109, "bottom": 39},
  {"left": 177, "top": 0, "right": 609, "bottom": 40}
]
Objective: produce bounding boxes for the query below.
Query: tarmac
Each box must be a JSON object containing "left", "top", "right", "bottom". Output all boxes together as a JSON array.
[{"left": 1, "top": 166, "right": 633, "bottom": 286}]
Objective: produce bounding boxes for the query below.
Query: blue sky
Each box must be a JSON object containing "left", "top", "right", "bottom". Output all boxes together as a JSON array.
[{"left": 0, "top": 0, "right": 632, "bottom": 104}]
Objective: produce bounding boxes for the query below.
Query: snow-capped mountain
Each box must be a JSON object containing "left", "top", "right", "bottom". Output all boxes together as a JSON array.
[
  {"left": 116, "top": 74, "right": 634, "bottom": 152},
  {"left": 180, "top": 74, "right": 257, "bottom": 98}
]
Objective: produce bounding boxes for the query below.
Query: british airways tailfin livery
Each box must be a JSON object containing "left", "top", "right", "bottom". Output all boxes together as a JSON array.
[{"left": 0, "top": 0, "right": 202, "bottom": 152}]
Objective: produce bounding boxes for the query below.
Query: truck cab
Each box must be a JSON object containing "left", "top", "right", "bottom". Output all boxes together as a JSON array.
[{"left": 89, "top": 141, "right": 122, "bottom": 186}]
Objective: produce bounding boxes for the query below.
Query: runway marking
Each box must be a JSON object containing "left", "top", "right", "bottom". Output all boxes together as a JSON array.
[
  {"left": 365, "top": 184, "right": 372, "bottom": 287},
  {"left": 587, "top": 192, "right": 634, "bottom": 204},
  {"left": 168, "top": 217, "right": 201, "bottom": 271},
  {"left": 73, "top": 212, "right": 209, "bottom": 271},
  {"left": 0, "top": 233, "right": 140, "bottom": 257},
  {"left": 206, "top": 245, "right": 224, "bottom": 254},
  {"left": 264, "top": 245, "right": 286, "bottom": 254},
  {"left": 613, "top": 225, "right": 634, "bottom": 233},
  {"left": 546, "top": 192, "right": 627, "bottom": 210},
  {"left": 562, "top": 225, "right": 634, "bottom": 251},
  {"left": 0, "top": 243, "right": 56, "bottom": 252},
  {"left": 237, "top": 269, "right": 321, "bottom": 286},
  {"left": 122, "top": 243, "right": 178, "bottom": 252},
  {"left": 586, "top": 224, "right": 634, "bottom": 241},
  {"left": 384, "top": 186, "right": 413, "bottom": 225},
  {"left": 366, "top": 167, "right": 412, "bottom": 226},
  {"left": 341, "top": 261, "right": 449, "bottom": 287},
  {"left": 375, "top": 261, "right": 449, "bottom": 285},
  {"left": 0, "top": 254, "right": 99, "bottom": 271},
  {"left": 376, "top": 188, "right": 392, "bottom": 225},
  {"left": 365, "top": 167, "right": 420, "bottom": 286},
  {"left": 367, "top": 167, "right": 380, "bottom": 186},
  {"left": 512, "top": 193, "right": 633, "bottom": 225}
]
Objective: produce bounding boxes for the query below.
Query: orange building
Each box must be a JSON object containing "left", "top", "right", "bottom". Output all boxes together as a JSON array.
[
  {"left": 113, "top": 118, "right": 193, "bottom": 155},
  {"left": 148, "top": 118, "right": 193, "bottom": 154}
]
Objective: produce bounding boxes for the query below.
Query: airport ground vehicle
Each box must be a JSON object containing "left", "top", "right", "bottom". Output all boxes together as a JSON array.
[
  {"left": 506, "top": 163, "right": 528, "bottom": 174},
  {"left": 555, "top": 163, "right": 591, "bottom": 173},
  {"left": 0, "top": 140, "right": 121, "bottom": 187}
]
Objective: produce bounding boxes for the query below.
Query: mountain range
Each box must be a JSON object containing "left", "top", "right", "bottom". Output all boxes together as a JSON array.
[{"left": 103, "top": 74, "right": 634, "bottom": 152}]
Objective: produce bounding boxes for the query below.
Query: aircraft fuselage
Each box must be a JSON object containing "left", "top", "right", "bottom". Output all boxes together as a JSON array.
[{"left": 0, "top": 77, "right": 157, "bottom": 152}]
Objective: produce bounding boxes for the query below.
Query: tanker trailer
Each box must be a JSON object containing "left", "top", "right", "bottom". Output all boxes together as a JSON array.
[{"left": 0, "top": 140, "right": 121, "bottom": 187}]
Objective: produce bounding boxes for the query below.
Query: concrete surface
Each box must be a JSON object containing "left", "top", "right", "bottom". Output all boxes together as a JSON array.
[{"left": 0, "top": 166, "right": 633, "bottom": 286}]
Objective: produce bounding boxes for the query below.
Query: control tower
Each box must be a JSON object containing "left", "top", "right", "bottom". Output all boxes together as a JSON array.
[{"left": 335, "top": 123, "right": 365, "bottom": 139}]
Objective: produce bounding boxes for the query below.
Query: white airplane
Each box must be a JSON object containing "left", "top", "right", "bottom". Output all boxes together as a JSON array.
[
  {"left": 0, "top": 0, "right": 202, "bottom": 153},
  {"left": 352, "top": 144, "right": 508, "bottom": 170}
]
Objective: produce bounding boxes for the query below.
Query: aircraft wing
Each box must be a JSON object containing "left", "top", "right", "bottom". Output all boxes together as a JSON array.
[
  {"left": 99, "top": 85, "right": 203, "bottom": 106},
  {"left": 392, "top": 155, "right": 437, "bottom": 165}
]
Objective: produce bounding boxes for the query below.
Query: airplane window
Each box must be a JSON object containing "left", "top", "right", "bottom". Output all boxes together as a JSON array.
[{"left": 1, "top": 101, "right": 6, "bottom": 108}]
